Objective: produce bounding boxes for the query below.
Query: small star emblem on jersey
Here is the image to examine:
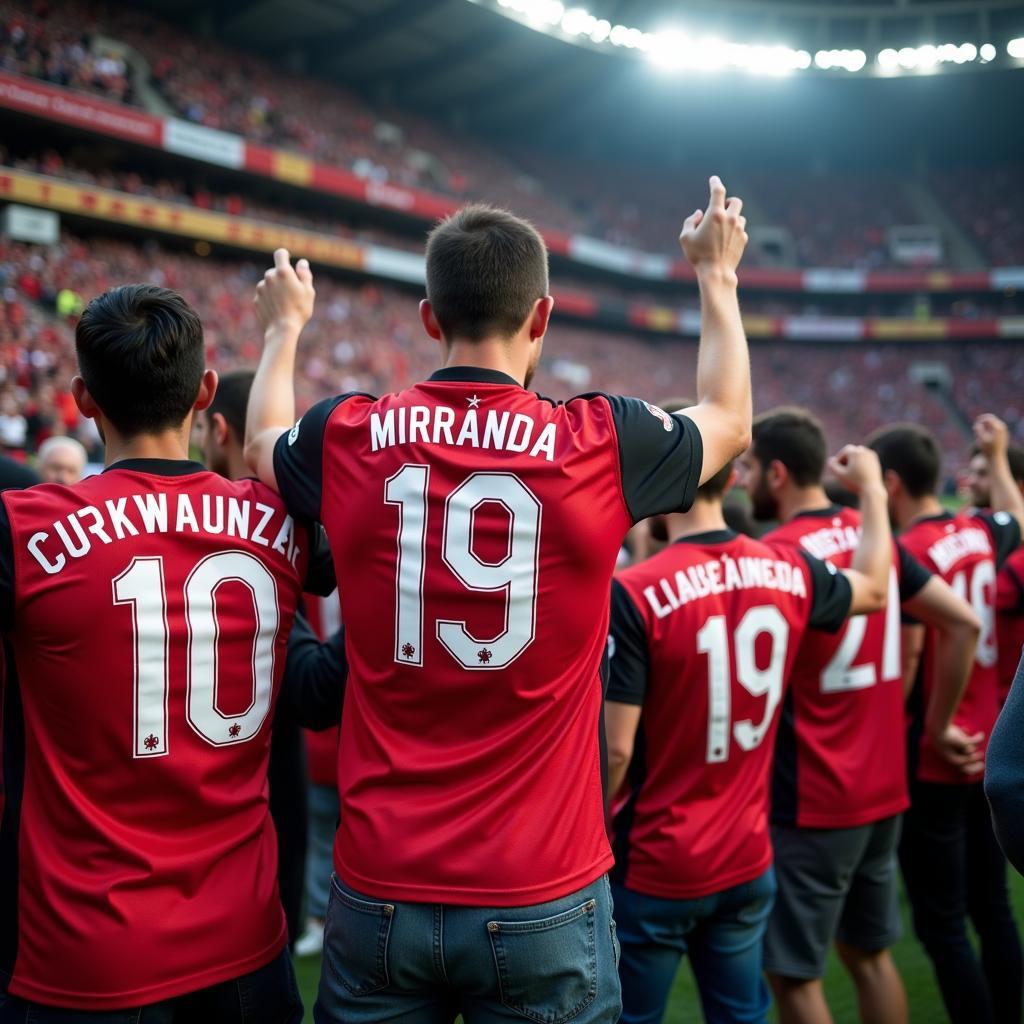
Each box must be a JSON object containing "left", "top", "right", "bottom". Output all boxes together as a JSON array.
[
  {"left": 228, "top": 723, "right": 241, "bottom": 738},
  {"left": 477, "top": 648, "right": 493, "bottom": 664},
  {"left": 402, "top": 642, "right": 415, "bottom": 659},
  {"left": 144, "top": 734, "right": 159, "bottom": 751},
  {"left": 467, "top": 394, "right": 481, "bottom": 408}
]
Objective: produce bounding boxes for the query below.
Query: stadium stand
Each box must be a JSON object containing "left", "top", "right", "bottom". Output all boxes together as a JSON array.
[{"left": 1, "top": 231, "right": 1019, "bottom": 484}]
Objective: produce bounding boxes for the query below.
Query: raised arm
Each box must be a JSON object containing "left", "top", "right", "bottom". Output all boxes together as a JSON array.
[
  {"left": 677, "top": 176, "right": 752, "bottom": 485},
  {"left": 243, "top": 248, "right": 316, "bottom": 491},
  {"left": 829, "top": 445, "right": 892, "bottom": 615},
  {"left": 975, "top": 413, "right": 1024, "bottom": 536}
]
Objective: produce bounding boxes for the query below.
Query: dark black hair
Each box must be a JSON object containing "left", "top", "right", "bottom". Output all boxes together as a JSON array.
[
  {"left": 751, "top": 407, "right": 828, "bottom": 487},
  {"left": 206, "top": 369, "right": 255, "bottom": 443},
  {"left": 425, "top": 204, "right": 549, "bottom": 342},
  {"left": 867, "top": 423, "right": 941, "bottom": 498},
  {"left": 75, "top": 284, "right": 205, "bottom": 437}
]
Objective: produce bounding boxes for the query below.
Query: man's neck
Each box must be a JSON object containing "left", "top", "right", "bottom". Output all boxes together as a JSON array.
[
  {"left": 104, "top": 430, "right": 192, "bottom": 467},
  {"left": 902, "top": 494, "right": 945, "bottom": 530},
  {"left": 778, "top": 485, "right": 831, "bottom": 523},
  {"left": 225, "top": 448, "right": 250, "bottom": 482},
  {"left": 665, "top": 502, "right": 730, "bottom": 542},
  {"left": 444, "top": 337, "right": 528, "bottom": 386}
]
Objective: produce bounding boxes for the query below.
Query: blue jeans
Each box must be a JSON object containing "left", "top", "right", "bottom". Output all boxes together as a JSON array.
[
  {"left": 612, "top": 868, "right": 777, "bottom": 1024},
  {"left": 314, "top": 873, "right": 621, "bottom": 1024},
  {"left": 305, "top": 783, "right": 340, "bottom": 920},
  {"left": 0, "top": 948, "right": 301, "bottom": 1023}
]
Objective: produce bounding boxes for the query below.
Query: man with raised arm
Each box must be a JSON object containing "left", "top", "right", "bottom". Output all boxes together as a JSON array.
[{"left": 245, "top": 178, "right": 750, "bottom": 1022}]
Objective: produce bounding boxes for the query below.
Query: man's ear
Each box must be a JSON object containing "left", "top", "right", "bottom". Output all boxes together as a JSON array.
[
  {"left": 193, "top": 369, "right": 218, "bottom": 413},
  {"left": 529, "top": 296, "right": 554, "bottom": 341},
  {"left": 419, "top": 300, "right": 444, "bottom": 341},
  {"left": 211, "top": 411, "right": 230, "bottom": 448},
  {"left": 722, "top": 467, "right": 740, "bottom": 496},
  {"left": 768, "top": 458, "right": 789, "bottom": 493},
  {"left": 71, "top": 376, "right": 99, "bottom": 420},
  {"left": 882, "top": 467, "right": 901, "bottom": 500}
]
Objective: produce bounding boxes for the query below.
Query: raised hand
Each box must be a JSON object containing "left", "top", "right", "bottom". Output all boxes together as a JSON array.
[
  {"left": 255, "top": 248, "right": 316, "bottom": 337},
  {"left": 828, "top": 444, "right": 884, "bottom": 495},
  {"left": 679, "top": 176, "right": 748, "bottom": 282}
]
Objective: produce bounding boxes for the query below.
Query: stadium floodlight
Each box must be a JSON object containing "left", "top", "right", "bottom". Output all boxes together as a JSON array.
[
  {"left": 482, "top": 0, "right": 1016, "bottom": 76},
  {"left": 814, "top": 49, "right": 866, "bottom": 72}
]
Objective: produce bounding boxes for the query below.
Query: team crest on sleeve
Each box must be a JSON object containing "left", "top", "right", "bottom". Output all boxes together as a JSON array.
[
  {"left": 287, "top": 419, "right": 302, "bottom": 446},
  {"left": 995, "top": 511, "right": 1012, "bottom": 526},
  {"left": 643, "top": 402, "right": 675, "bottom": 432}
]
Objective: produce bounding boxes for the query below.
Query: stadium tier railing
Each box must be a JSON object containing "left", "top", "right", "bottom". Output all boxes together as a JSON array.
[
  {"left": 1, "top": 70, "right": 1022, "bottom": 297},
  {"left": 3, "top": 165, "right": 1022, "bottom": 345}
]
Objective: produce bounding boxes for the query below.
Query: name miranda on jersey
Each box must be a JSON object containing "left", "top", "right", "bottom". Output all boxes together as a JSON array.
[
  {"left": 370, "top": 406, "right": 557, "bottom": 461},
  {"left": 26, "top": 493, "right": 302, "bottom": 575},
  {"left": 644, "top": 555, "right": 808, "bottom": 619}
]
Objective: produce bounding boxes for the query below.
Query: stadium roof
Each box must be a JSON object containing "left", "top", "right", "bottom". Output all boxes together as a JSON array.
[{"left": 131, "top": 0, "right": 1024, "bottom": 160}]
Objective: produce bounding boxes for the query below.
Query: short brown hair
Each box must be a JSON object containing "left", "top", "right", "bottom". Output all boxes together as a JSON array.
[
  {"left": 751, "top": 407, "right": 827, "bottom": 487},
  {"left": 425, "top": 204, "right": 549, "bottom": 342}
]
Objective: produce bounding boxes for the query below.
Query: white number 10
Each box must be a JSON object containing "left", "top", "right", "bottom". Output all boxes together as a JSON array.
[
  {"left": 385, "top": 465, "right": 542, "bottom": 670},
  {"left": 114, "top": 551, "right": 279, "bottom": 758}
]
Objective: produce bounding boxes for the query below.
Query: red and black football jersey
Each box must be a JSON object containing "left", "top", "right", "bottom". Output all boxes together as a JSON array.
[
  {"left": 272, "top": 367, "right": 703, "bottom": 905},
  {"left": 766, "top": 507, "right": 930, "bottom": 828},
  {"left": 607, "top": 530, "right": 852, "bottom": 900},
  {"left": 900, "top": 510, "right": 1020, "bottom": 785},
  {"left": 0, "top": 460, "right": 312, "bottom": 1009},
  {"left": 996, "top": 547, "right": 1024, "bottom": 705}
]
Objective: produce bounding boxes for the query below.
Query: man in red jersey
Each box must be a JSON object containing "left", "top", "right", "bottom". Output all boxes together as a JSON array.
[
  {"left": 244, "top": 178, "right": 751, "bottom": 1022},
  {"left": 604, "top": 442, "right": 891, "bottom": 1024},
  {"left": 965, "top": 442, "right": 1024, "bottom": 703},
  {"left": 738, "top": 407, "right": 980, "bottom": 1024},
  {"left": 0, "top": 285, "right": 324, "bottom": 1023},
  {"left": 869, "top": 416, "right": 1024, "bottom": 1024}
]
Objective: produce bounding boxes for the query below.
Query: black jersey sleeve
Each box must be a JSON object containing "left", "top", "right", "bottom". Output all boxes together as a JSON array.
[
  {"left": 978, "top": 511, "right": 1022, "bottom": 569},
  {"left": 0, "top": 500, "right": 13, "bottom": 631},
  {"left": 897, "top": 541, "right": 932, "bottom": 602},
  {"left": 276, "top": 608, "right": 347, "bottom": 731},
  {"left": 606, "top": 579, "right": 651, "bottom": 706},
  {"left": 303, "top": 525, "right": 336, "bottom": 597},
  {"left": 801, "top": 552, "right": 853, "bottom": 633},
  {"left": 272, "top": 395, "right": 354, "bottom": 524},
  {"left": 599, "top": 395, "right": 704, "bottom": 523}
]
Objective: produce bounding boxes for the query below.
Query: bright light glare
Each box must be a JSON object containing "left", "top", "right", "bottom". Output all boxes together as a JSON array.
[
  {"left": 497, "top": 3, "right": 1009, "bottom": 76},
  {"left": 878, "top": 48, "right": 899, "bottom": 69},
  {"left": 815, "top": 49, "right": 866, "bottom": 72}
]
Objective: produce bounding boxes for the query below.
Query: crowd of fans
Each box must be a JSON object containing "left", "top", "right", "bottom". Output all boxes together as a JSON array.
[
  {"left": 1, "top": 231, "right": 1020, "bottom": 486},
  {"left": 2, "top": 1, "right": 1023, "bottom": 267}
]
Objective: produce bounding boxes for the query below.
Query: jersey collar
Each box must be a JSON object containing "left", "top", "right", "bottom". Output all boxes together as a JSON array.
[
  {"left": 427, "top": 366, "right": 522, "bottom": 387},
  {"left": 104, "top": 458, "right": 208, "bottom": 476},
  {"left": 674, "top": 528, "right": 738, "bottom": 546},
  {"left": 791, "top": 504, "right": 845, "bottom": 520}
]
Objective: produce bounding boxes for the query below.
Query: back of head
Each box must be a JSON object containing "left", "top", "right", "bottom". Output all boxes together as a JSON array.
[
  {"left": 207, "top": 369, "right": 256, "bottom": 443},
  {"left": 663, "top": 398, "right": 732, "bottom": 499},
  {"left": 425, "top": 204, "right": 549, "bottom": 342},
  {"left": 75, "top": 284, "right": 205, "bottom": 438},
  {"left": 866, "top": 422, "right": 941, "bottom": 498},
  {"left": 751, "top": 406, "right": 827, "bottom": 486}
]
